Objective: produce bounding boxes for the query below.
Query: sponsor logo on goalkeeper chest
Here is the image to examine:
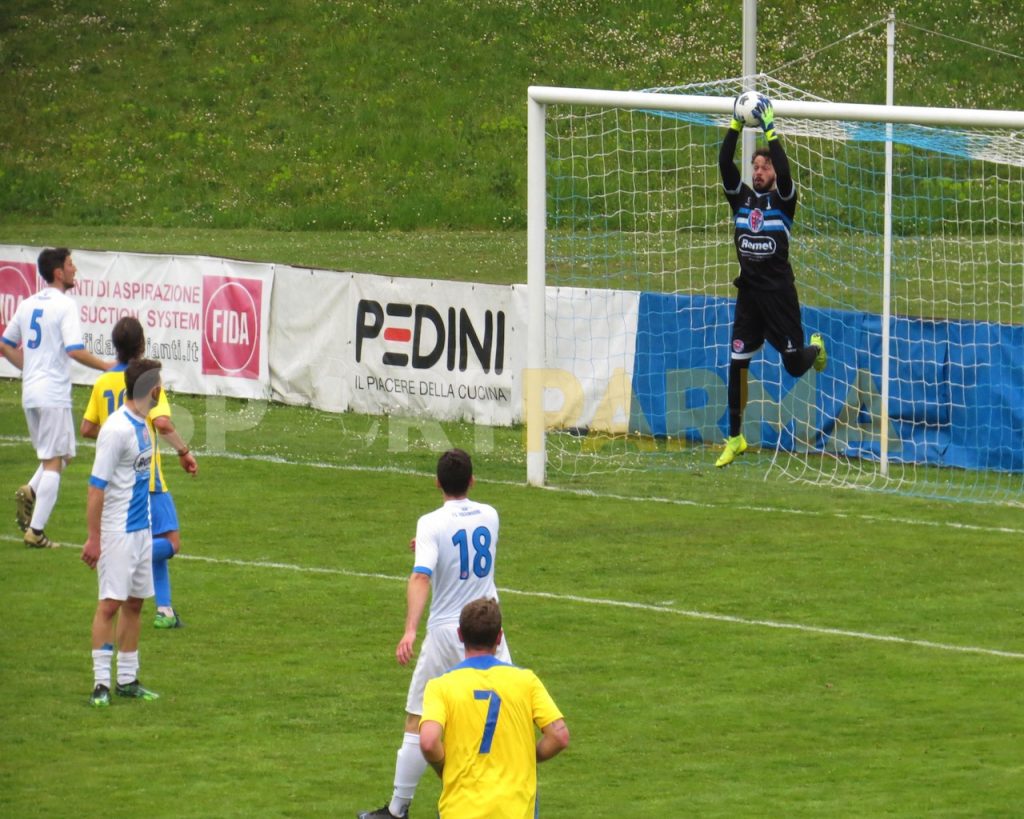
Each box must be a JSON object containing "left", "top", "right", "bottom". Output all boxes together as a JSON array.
[
  {"left": 0, "top": 261, "right": 39, "bottom": 338},
  {"left": 355, "top": 299, "right": 505, "bottom": 373},
  {"left": 738, "top": 235, "right": 777, "bottom": 257}
]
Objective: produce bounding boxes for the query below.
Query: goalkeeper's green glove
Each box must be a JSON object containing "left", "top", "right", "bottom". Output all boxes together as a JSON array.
[
  {"left": 756, "top": 98, "right": 777, "bottom": 141},
  {"left": 729, "top": 116, "right": 744, "bottom": 132}
]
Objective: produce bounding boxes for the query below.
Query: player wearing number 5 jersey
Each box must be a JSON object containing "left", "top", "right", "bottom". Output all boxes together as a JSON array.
[
  {"left": 420, "top": 598, "right": 568, "bottom": 819},
  {"left": 1, "top": 248, "right": 112, "bottom": 548},
  {"left": 359, "top": 449, "right": 511, "bottom": 819}
]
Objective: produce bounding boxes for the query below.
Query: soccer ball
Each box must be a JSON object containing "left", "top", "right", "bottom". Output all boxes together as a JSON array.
[{"left": 733, "top": 91, "right": 767, "bottom": 127}]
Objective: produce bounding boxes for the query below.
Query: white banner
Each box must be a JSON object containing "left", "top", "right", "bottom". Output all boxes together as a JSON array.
[
  {"left": 346, "top": 275, "right": 525, "bottom": 425},
  {"left": 269, "top": 265, "right": 351, "bottom": 412},
  {"left": 2, "top": 246, "right": 639, "bottom": 429},
  {"left": 541, "top": 286, "right": 640, "bottom": 433},
  {"left": 0, "top": 246, "right": 274, "bottom": 399}
]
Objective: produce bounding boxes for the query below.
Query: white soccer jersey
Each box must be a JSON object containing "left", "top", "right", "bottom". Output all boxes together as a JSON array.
[
  {"left": 414, "top": 498, "right": 500, "bottom": 630},
  {"left": 89, "top": 406, "right": 153, "bottom": 534},
  {"left": 1, "top": 287, "right": 84, "bottom": 408}
]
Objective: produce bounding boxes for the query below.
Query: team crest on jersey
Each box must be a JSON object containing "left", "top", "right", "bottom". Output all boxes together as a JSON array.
[
  {"left": 748, "top": 208, "right": 764, "bottom": 233},
  {"left": 732, "top": 339, "right": 745, "bottom": 353}
]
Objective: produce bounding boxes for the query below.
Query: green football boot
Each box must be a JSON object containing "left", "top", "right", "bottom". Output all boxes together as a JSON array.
[{"left": 715, "top": 434, "right": 748, "bottom": 468}]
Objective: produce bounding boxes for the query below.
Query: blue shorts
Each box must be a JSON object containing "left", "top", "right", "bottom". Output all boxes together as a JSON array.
[{"left": 150, "top": 491, "right": 179, "bottom": 536}]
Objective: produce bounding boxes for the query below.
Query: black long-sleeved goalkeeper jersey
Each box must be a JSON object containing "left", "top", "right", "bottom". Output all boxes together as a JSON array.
[{"left": 718, "top": 129, "right": 798, "bottom": 291}]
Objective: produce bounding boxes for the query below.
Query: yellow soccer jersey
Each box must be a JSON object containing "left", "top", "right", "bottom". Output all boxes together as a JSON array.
[
  {"left": 420, "top": 655, "right": 563, "bottom": 819},
  {"left": 83, "top": 363, "right": 172, "bottom": 493}
]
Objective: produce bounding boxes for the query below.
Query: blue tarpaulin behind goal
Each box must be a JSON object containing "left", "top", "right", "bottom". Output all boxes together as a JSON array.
[{"left": 629, "top": 292, "right": 1024, "bottom": 473}]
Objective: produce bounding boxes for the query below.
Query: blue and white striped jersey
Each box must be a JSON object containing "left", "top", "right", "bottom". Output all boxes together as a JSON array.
[{"left": 89, "top": 406, "right": 153, "bottom": 534}]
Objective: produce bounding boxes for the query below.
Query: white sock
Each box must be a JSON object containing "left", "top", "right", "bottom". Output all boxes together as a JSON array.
[
  {"left": 30, "top": 470, "right": 60, "bottom": 531},
  {"left": 28, "top": 464, "right": 45, "bottom": 493},
  {"left": 116, "top": 650, "right": 139, "bottom": 685},
  {"left": 390, "top": 731, "right": 427, "bottom": 812},
  {"left": 92, "top": 646, "right": 113, "bottom": 688}
]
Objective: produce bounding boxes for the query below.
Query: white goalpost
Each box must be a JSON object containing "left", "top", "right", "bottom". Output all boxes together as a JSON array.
[{"left": 525, "top": 80, "right": 1024, "bottom": 504}]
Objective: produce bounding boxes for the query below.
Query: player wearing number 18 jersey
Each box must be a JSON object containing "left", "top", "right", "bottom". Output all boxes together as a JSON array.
[{"left": 358, "top": 449, "right": 511, "bottom": 819}]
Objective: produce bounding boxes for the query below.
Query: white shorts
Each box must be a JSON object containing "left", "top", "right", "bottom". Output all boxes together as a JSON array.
[
  {"left": 25, "top": 407, "right": 76, "bottom": 461},
  {"left": 405, "top": 621, "right": 512, "bottom": 715},
  {"left": 97, "top": 529, "right": 154, "bottom": 601}
]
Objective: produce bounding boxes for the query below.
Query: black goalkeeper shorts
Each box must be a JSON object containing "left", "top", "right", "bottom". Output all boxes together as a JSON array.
[{"left": 730, "top": 283, "right": 805, "bottom": 359}]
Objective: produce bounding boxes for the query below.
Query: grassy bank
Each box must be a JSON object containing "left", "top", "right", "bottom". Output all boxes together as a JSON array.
[
  {"left": 2, "top": 1, "right": 1021, "bottom": 231},
  {"left": 0, "top": 224, "right": 526, "bottom": 284}
]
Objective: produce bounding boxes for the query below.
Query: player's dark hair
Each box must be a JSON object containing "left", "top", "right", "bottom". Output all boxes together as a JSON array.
[
  {"left": 124, "top": 358, "right": 162, "bottom": 404},
  {"left": 460, "top": 598, "right": 502, "bottom": 650},
  {"left": 437, "top": 448, "right": 473, "bottom": 496},
  {"left": 752, "top": 147, "right": 772, "bottom": 164},
  {"left": 37, "top": 247, "right": 71, "bottom": 284},
  {"left": 112, "top": 316, "right": 146, "bottom": 364}
]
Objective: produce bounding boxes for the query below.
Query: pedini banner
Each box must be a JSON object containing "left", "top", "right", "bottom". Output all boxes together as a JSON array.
[
  {"left": 347, "top": 274, "right": 526, "bottom": 425},
  {"left": 269, "top": 270, "right": 637, "bottom": 429}
]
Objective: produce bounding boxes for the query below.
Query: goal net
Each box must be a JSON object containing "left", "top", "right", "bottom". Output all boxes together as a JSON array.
[{"left": 526, "top": 78, "right": 1024, "bottom": 504}]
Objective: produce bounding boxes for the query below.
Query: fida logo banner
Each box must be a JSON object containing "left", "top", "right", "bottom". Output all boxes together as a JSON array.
[
  {"left": 202, "top": 275, "right": 262, "bottom": 380},
  {"left": 0, "top": 262, "right": 39, "bottom": 338}
]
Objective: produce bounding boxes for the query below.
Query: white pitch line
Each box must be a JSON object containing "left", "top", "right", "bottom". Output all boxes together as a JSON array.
[
  {"left": 183, "top": 554, "right": 1024, "bottom": 661},
  {"left": 4, "top": 435, "right": 1022, "bottom": 537},
  {"left": 13, "top": 537, "right": 1020, "bottom": 661}
]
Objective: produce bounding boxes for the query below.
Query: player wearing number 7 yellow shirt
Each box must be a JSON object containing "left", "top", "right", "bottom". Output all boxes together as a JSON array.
[{"left": 419, "top": 598, "right": 569, "bottom": 818}]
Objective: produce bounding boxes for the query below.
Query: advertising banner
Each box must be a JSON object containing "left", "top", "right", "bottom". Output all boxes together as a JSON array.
[
  {"left": 541, "top": 286, "right": 640, "bottom": 433},
  {"left": 0, "top": 259, "right": 40, "bottom": 349},
  {"left": 347, "top": 275, "right": 524, "bottom": 425},
  {"left": 5, "top": 245, "right": 1022, "bottom": 473},
  {"left": 268, "top": 265, "right": 352, "bottom": 412},
  {"left": 0, "top": 246, "right": 274, "bottom": 399},
  {"left": 630, "top": 292, "right": 1024, "bottom": 472}
]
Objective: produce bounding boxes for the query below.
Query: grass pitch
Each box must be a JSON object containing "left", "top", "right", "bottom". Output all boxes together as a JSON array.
[{"left": 1, "top": 380, "right": 1022, "bottom": 817}]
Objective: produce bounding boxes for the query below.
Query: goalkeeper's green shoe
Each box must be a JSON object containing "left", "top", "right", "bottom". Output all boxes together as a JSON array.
[
  {"left": 115, "top": 680, "right": 160, "bottom": 701},
  {"left": 810, "top": 332, "right": 827, "bottom": 372},
  {"left": 715, "top": 434, "right": 748, "bottom": 468}
]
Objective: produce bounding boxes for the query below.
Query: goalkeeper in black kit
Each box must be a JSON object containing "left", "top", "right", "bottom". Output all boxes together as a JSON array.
[{"left": 715, "top": 95, "right": 827, "bottom": 468}]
